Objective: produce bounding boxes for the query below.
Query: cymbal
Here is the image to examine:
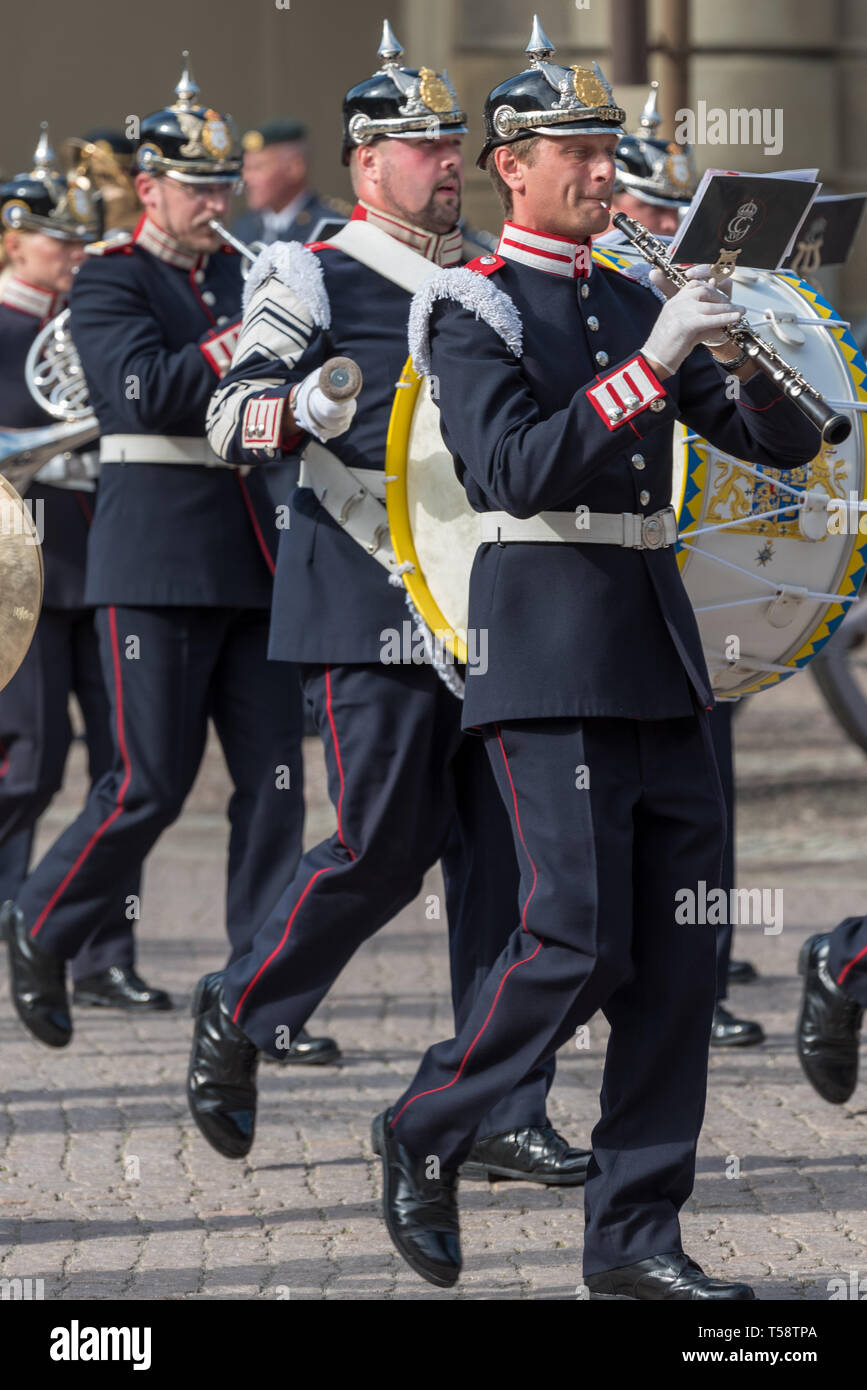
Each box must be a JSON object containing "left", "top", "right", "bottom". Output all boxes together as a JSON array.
[{"left": 0, "top": 475, "right": 43, "bottom": 692}]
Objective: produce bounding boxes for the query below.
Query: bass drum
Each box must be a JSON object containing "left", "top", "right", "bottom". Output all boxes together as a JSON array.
[
  {"left": 385, "top": 255, "right": 867, "bottom": 695},
  {"left": 0, "top": 473, "right": 43, "bottom": 692}
]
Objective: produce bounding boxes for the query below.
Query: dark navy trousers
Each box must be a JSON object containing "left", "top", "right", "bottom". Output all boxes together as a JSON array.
[
  {"left": 223, "top": 660, "right": 553, "bottom": 1139},
  {"left": 709, "top": 702, "right": 736, "bottom": 1002},
  {"left": 390, "top": 713, "right": 724, "bottom": 1275},
  {"left": 827, "top": 917, "right": 867, "bottom": 1008},
  {"left": 18, "top": 605, "right": 305, "bottom": 965},
  {"left": 0, "top": 606, "right": 140, "bottom": 980}
]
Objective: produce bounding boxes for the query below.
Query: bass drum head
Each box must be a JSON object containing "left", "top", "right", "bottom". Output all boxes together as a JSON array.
[
  {"left": 386, "top": 360, "right": 474, "bottom": 662},
  {"left": 0, "top": 474, "right": 43, "bottom": 691},
  {"left": 672, "top": 267, "right": 867, "bottom": 698}
]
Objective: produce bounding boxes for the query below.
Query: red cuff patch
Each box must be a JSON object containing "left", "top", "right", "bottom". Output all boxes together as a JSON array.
[
  {"left": 586, "top": 355, "right": 666, "bottom": 430},
  {"left": 242, "top": 397, "right": 285, "bottom": 450},
  {"left": 200, "top": 321, "right": 241, "bottom": 378}
]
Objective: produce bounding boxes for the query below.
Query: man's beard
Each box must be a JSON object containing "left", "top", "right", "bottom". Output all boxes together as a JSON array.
[{"left": 379, "top": 168, "right": 461, "bottom": 235}]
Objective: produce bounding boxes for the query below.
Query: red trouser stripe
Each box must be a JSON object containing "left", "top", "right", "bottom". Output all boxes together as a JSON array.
[
  {"left": 837, "top": 943, "right": 867, "bottom": 988},
  {"left": 230, "top": 665, "right": 358, "bottom": 1020},
  {"left": 231, "top": 865, "right": 335, "bottom": 1023},
  {"left": 494, "top": 724, "right": 537, "bottom": 932},
  {"left": 390, "top": 725, "right": 543, "bottom": 1128},
  {"left": 236, "top": 474, "right": 276, "bottom": 576},
  {"left": 325, "top": 666, "right": 356, "bottom": 861},
  {"left": 31, "top": 606, "right": 131, "bottom": 938}
]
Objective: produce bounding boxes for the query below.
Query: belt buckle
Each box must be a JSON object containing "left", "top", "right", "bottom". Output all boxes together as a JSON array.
[{"left": 641, "top": 506, "right": 675, "bottom": 550}]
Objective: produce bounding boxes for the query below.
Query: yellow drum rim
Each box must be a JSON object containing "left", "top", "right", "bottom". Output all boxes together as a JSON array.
[{"left": 385, "top": 357, "right": 469, "bottom": 665}]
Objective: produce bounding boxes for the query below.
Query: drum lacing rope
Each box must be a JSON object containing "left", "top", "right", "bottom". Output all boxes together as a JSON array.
[
  {"left": 705, "top": 650, "right": 812, "bottom": 677},
  {"left": 677, "top": 446, "right": 865, "bottom": 543},
  {"left": 388, "top": 566, "right": 466, "bottom": 700},
  {"left": 679, "top": 444, "right": 816, "bottom": 499},
  {"left": 678, "top": 541, "right": 859, "bottom": 609}
]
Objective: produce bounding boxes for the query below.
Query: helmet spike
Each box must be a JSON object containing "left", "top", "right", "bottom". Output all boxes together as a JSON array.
[
  {"left": 32, "top": 122, "right": 56, "bottom": 174},
  {"left": 174, "top": 50, "right": 200, "bottom": 109},
  {"left": 526, "top": 14, "right": 555, "bottom": 66},
  {"left": 378, "top": 19, "right": 404, "bottom": 67},
  {"left": 638, "top": 80, "right": 661, "bottom": 135}
]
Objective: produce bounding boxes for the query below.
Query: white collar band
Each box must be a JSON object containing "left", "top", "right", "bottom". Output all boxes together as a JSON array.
[
  {"left": 496, "top": 221, "right": 592, "bottom": 278},
  {"left": 133, "top": 215, "right": 202, "bottom": 271},
  {"left": 0, "top": 275, "right": 62, "bottom": 319},
  {"left": 354, "top": 200, "right": 463, "bottom": 267}
]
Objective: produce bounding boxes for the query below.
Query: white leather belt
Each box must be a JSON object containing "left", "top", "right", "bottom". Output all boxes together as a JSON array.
[
  {"left": 479, "top": 506, "right": 678, "bottom": 550},
  {"left": 100, "top": 435, "right": 234, "bottom": 468},
  {"left": 35, "top": 450, "right": 100, "bottom": 491},
  {"left": 297, "top": 442, "right": 399, "bottom": 572},
  {"left": 298, "top": 455, "right": 389, "bottom": 501}
]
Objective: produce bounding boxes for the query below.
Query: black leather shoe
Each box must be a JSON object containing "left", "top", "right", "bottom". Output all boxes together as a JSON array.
[
  {"left": 587, "top": 1252, "right": 756, "bottom": 1301},
  {"left": 710, "top": 1003, "right": 765, "bottom": 1047},
  {"left": 259, "top": 1027, "right": 342, "bottom": 1066},
  {"left": 2, "top": 899, "right": 71, "bottom": 1048},
  {"left": 187, "top": 972, "right": 259, "bottom": 1159},
  {"left": 371, "top": 1110, "right": 461, "bottom": 1289},
  {"left": 73, "top": 966, "right": 173, "bottom": 1012},
  {"left": 460, "top": 1124, "right": 591, "bottom": 1186},
  {"left": 797, "top": 933, "right": 863, "bottom": 1104},
  {"left": 728, "top": 958, "right": 758, "bottom": 985}
]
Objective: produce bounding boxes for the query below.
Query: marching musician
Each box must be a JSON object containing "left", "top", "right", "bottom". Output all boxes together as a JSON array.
[
  {"left": 191, "top": 20, "right": 591, "bottom": 1186},
  {"left": 601, "top": 80, "right": 695, "bottom": 241},
  {"left": 599, "top": 83, "right": 765, "bottom": 1047},
  {"left": 372, "top": 18, "right": 821, "bottom": 1295},
  {"left": 0, "top": 127, "right": 167, "bottom": 1012},
  {"left": 2, "top": 58, "right": 333, "bottom": 1065}
]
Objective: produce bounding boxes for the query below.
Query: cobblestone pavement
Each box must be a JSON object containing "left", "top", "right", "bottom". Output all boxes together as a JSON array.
[{"left": 2, "top": 671, "right": 867, "bottom": 1301}]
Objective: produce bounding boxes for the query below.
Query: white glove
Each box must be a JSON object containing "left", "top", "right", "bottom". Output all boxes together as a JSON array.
[
  {"left": 291, "top": 368, "right": 357, "bottom": 442},
  {"left": 640, "top": 279, "right": 744, "bottom": 375},
  {"left": 649, "top": 263, "right": 734, "bottom": 304}
]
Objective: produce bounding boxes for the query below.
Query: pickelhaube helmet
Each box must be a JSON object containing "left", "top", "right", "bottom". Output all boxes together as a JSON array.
[
  {"left": 81, "top": 128, "right": 136, "bottom": 171},
  {"left": 477, "top": 14, "right": 625, "bottom": 170},
  {"left": 0, "top": 124, "right": 97, "bottom": 240},
  {"left": 136, "top": 52, "right": 242, "bottom": 183},
  {"left": 614, "top": 82, "right": 697, "bottom": 208},
  {"left": 341, "top": 19, "right": 468, "bottom": 166}
]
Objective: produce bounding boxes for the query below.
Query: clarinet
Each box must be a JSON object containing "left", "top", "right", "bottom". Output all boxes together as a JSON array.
[{"left": 609, "top": 208, "right": 851, "bottom": 446}]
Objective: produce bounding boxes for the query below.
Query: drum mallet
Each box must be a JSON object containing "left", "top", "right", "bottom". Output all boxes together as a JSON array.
[{"left": 318, "top": 357, "right": 363, "bottom": 402}]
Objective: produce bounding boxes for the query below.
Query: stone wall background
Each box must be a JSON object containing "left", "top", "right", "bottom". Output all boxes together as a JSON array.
[{"left": 1, "top": 0, "right": 864, "bottom": 317}]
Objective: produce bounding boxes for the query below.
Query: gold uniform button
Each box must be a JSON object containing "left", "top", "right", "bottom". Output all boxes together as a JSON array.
[
  {"left": 649, "top": 398, "right": 666, "bottom": 413},
  {"left": 639, "top": 489, "right": 650, "bottom": 506},
  {"left": 580, "top": 283, "right": 590, "bottom": 299},
  {"left": 632, "top": 454, "right": 646, "bottom": 470}
]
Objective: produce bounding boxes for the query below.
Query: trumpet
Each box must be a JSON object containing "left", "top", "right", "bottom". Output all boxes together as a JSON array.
[
  {"left": 208, "top": 219, "right": 266, "bottom": 276},
  {"left": 4, "top": 221, "right": 269, "bottom": 488},
  {"left": 608, "top": 208, "right": 852, "bottom": 446}
]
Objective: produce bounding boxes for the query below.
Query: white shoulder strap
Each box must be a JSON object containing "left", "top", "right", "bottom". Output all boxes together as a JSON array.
[{"left": 325, "top": 220, "right": 436, "bottom": 295}]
